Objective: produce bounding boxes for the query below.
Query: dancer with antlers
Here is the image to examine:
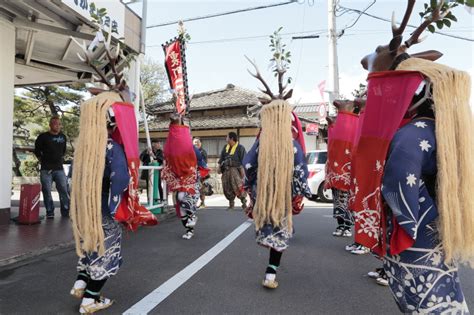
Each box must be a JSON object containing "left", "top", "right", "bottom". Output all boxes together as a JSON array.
[
  {"left": 243, "top": 30, "right": 311, "bottom": 289},
  {"left": 325, "top": 100, "right": 358, "bottom": 240},
  {"left": 356, "top": 0, "right": 473, "bottom": 312},
  {"left": 69, "top": 29, "right": 157, "bottom": 313},
  {"left": 162, "top": 114, "right": 208, "bottom": 240}
]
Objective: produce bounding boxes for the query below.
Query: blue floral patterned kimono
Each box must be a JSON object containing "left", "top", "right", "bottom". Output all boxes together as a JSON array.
[
  {"left": 382, "top": 118, "right": 468, "bottom": 314},
  {"left": 77, "top": 139, "right": 130, "bottom": 280},
  {"left": 175, "top": 146, "right": 206, "bottom": 223},
  {"left": 244, "top": 139, "right": 311, "bottom": 252}
]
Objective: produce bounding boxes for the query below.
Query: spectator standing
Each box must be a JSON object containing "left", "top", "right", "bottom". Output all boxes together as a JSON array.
[
  {"left": 140, "top": 141, "right": 164, "bottom": 202},
  {"left": 34, "top": 116, "right": 70, "bottom": 218},
  {"left": 218, "top": 132, "right": 247, "bottom": 210},
  {"left": 193, "top": 137, "right": 208, "bottom": 208}
]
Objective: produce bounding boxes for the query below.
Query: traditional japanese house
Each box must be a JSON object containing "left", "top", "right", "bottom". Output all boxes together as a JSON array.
[{"left": 141, "top": 84, "right": 328, "bottom": 192}]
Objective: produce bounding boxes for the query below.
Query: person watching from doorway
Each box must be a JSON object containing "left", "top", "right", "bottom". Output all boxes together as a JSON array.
[
  {"left": 193, "top": 137, "right": 208, "bottom": 208},
  {"left": 34, "top": 116, "right": 70, "bottom": 219},
  {"left": 140, "top": 141, "right": 164, "bottom": 202},
  {"left": 218, "top": 132, "right": 247, "bottom": 210}
]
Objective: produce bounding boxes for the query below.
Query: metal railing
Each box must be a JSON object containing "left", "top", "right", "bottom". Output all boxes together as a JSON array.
[{"left": 139, "top": 165, "right": 167, "bottom": 212}]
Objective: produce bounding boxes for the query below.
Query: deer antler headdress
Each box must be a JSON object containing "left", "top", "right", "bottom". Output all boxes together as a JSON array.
[
  {"left": 361, "top": 0, "right": 449, "bottom": 72},
  {"left": 71, "top": 25, "right": 134, "bottom": 102}
]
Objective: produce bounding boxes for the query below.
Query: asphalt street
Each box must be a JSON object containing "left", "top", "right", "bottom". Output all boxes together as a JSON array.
[{"left": 1, "top": 202, "right": 474, "bottom": 314}]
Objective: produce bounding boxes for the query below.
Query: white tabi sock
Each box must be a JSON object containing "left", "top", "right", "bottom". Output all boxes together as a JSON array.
[
  {"left": 265, "top": 273, "right": 276, "bottom": 281},
  {"left": 74, "top": 280, "right": 87, "bottom": 289}
]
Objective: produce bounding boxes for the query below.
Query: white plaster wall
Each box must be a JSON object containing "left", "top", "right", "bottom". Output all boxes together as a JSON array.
[{"left": 0, "top": 18, "right": 15, "bottom": 209}]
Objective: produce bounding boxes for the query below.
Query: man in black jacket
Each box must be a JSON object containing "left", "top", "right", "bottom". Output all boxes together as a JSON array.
[
  {"left": 140, "top": 141, "right": 164, "bottom": 201},
  {"left": 34, "top": 116, "right": 70, "bottom": 218}
]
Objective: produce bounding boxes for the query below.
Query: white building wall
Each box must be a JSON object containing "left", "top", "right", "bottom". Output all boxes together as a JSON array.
[
  {"left": 0, "top": 18, "right": 15, "bottom": 216},
  {"left": 238, "top": 136, "right": 256, "bottom": 152},
  {"left": 304, "top": 133, "right": 318, "bottom": 152}
]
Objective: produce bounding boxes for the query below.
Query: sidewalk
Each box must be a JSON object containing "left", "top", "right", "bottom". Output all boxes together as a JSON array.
[
  {"left": 0, "top": 192, "right": 249, "bottom": 267},
  {"left": 1, "top": 191, "right": 174, "bottom": 267}
]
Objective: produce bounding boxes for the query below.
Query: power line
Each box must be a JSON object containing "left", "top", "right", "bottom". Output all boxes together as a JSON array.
[
  {"left": 146, "top": 30, "right": 327, "bottom": 47},
  {"left": 338, "top": 0, "right": 376, "bottom": 33},
  {"left": 339, "top": 5, "right": 474, "bottom": 42},
  {"left": 146, "top": 1, "right": 299, "bottom": 29},
  {"left": 145, "top": 27, "right": 471, "bottom": 48}
]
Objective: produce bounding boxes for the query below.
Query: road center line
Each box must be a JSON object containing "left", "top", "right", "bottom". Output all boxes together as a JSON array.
[{"left": 123, "top": 219, "right": 253, "bottom": 315}]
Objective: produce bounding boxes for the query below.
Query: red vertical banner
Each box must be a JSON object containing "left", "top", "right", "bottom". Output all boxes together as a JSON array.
[{"left": 163, "top": 38, "right": 189, "bottom": 115}]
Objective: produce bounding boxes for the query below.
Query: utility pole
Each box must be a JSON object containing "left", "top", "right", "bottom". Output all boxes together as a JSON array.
[
  {"left": 139, "top": 0, "right": 153, "bottom": 150},
  {"left": 327, "top": 0, "right": 339, "bottom": 114}
]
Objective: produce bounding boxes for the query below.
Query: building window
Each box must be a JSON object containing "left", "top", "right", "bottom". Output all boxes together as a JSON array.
[{"left": 201, "top": 138, "right": 227, "bottom": 157}]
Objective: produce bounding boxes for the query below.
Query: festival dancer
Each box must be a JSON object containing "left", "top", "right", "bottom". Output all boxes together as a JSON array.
[
  {"left": 69, "top": 91, "right": 157, "bottom": 313},
  {"left": 69, "top": 93, "right": 128, "bottom": 313},
  {"left": 356, "top": 1, "right": 474, "bottom": 312},
  {"left": 243, "top": 34, "right": 311, "bottom": 289},
  {"left": 162, "top": 115, "right": 209, "bottom": 240},
  {"left": 68, "top": 32, "right": 157, "bottom": 314},
  {"left": 244, "top": 103, "right": 311, "bottom": 289},
  {"left": 325, "top": 100, "right": 358, "bottom": 239},
  {"left": 383, "top": 60, "right": 471, "bottom": 313}
]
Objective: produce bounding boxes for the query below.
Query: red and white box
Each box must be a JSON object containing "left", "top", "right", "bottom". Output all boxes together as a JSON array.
[{"left": 18, "top": 184, "right": 41, "bottom": 224}]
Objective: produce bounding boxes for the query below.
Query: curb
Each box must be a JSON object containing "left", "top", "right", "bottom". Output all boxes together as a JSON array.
[
  {"left": 0, "top": 240, "right": 75, "bottom": 268},
  {"left": 0, "top": 207, "right": 177, "bottom": 269}
]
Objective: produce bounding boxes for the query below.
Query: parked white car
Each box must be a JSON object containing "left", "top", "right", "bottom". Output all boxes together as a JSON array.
[{"left": 306, "top": 150, "right": 333, "bottom": 203}]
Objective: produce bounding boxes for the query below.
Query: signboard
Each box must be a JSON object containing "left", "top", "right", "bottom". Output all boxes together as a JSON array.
[
  {"left": 61, "top": 0, "right": 125, "bottom": 39},
  {"left": 306, "top": 123, "right": 319, "bottom": 135},
  {"left": 317, "top": 103, "right": 327, "bottom": 120}
]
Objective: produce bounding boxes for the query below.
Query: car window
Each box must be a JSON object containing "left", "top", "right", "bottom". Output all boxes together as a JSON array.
[
  {"left": 306, "top": 151, "right": 327, "bottom": 165},
  {"left": 316, "top": 151, "right": 327, "bottom": 164}
]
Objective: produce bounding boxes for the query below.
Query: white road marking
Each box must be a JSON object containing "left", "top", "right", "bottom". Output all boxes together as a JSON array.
[{"left": 123, "top": 220, "right": 253, "bottom": 315}]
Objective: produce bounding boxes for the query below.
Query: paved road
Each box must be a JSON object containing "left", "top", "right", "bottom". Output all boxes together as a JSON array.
[{"left": 1, "top": 203, "right": 474, "bottom": 314}]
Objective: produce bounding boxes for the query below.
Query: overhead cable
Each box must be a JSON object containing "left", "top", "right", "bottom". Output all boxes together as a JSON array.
[
  {"left": 147, "top": 0, "right": 299, "bottom": 29},
  {"left": 146, "top": 30, "right": 326, "bottom": 47},
  {"left": 339, "top": 5, "right": 474, "bottom": 42}
]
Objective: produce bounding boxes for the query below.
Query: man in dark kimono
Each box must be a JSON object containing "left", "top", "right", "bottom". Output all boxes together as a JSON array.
[{"left": 218, "top": 132, "right": 247, "bottom": 210}]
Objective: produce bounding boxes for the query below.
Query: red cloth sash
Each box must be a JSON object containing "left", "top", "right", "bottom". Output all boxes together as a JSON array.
[
  {"left": 325, "top": 111, "right": 358, "bottom": 191},
  {"left": 162, "top": 124, "right": 198, "bottom": 194},
  {"left": 292, "top": 112, "right": 306, "bottom": 156},
  {"left": 347, "top": 110, "right": 365, "bottom": 210},
  {"left": 351, "top": 71, "right": 424, "bottom": 255},
  {"left": 111, "top": 102, "right": 158, "bottom": 230}
]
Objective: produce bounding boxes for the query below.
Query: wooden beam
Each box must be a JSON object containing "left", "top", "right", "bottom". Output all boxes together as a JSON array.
[
  {"left": 21, "top": 0, "right": 77, "bottom": 30},
  {"left": 24, "top": 30, "right": 36, "bottom": 65},
  {"left": 31, "top": 55, "right": 93, "bottom": 72},
  {"left": 15, "top": 57, "right": 81, "bottom": 77},
  {"left": 13, "top": 18, "right": 95, "bottom": 40},
  {"left": 61, "top": 25, "right": 82, "bottom": 60}
]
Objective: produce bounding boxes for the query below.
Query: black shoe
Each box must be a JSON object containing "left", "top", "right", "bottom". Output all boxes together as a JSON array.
[{"left": 46, "top": 213, "right": 55, "bottom": 219}]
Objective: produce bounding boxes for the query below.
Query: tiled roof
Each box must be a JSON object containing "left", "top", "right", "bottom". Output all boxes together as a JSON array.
[
  {"left": 148, "top": 113, "right": 260, "bottom": 131},
  {"left": 147, "top": 84, "right": 262, "bottom": 115},
  {"left": 147, "top": 113, "right": 319, "bottom": 132},
  {"left": 292, "top": 102, "right": 327, "bottom": 113}
]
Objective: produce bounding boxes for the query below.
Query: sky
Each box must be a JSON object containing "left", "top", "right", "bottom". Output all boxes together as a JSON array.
[{"left": 128, "top": 0, "right": 474, "bottom": 105}]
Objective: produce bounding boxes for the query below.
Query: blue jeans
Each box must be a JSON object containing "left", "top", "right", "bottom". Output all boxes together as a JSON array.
[{"left": 40, "top": 169, "right": 70, "bottom": 216}]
